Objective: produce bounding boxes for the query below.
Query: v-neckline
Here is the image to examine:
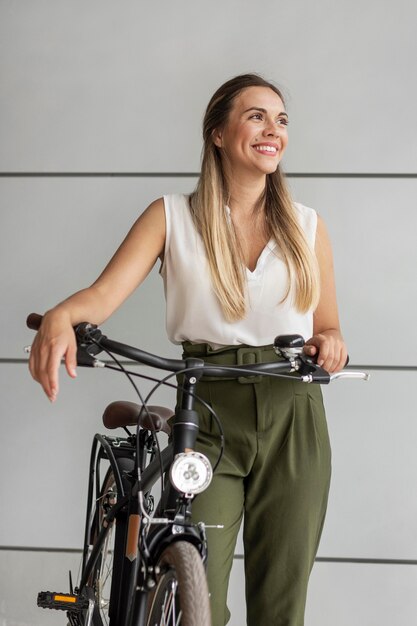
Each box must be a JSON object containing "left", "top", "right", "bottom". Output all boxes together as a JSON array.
[
  {"left": 245, "top": 238, "right": 275, "bottom": 275},
  {"left": 224, "top": 206, "right": 274, "bottom": 275}
]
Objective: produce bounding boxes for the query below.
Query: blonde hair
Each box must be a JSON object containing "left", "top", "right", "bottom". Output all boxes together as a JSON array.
[{"left": 189, "top": 74, "right": 320, "bottom": 322}]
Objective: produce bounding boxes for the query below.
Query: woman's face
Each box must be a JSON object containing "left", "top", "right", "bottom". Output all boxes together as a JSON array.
[{"left": 213, "top": 86, "right": 289, "bottom": 179}]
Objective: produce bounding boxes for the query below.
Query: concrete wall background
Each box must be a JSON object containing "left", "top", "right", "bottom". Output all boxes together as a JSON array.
[{"left": 1, "top": 1, "right": 416, "bottom": 624}]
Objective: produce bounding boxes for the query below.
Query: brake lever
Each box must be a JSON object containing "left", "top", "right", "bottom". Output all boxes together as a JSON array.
[
  {"left": 297, "top": 354, "right": 331, "bottom": 384},
  {"left": 76, "top": 347, "right": 101, "bottom": 367},
  {"left": 75, "top": 322, "right": 106, "bottom": 364},
  {"left": 273, "top": 342, "right": 331, "bottom": 384}
]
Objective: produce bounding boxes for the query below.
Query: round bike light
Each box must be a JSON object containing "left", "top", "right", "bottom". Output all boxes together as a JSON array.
[{"left": 169, "top": 452, "right": 213, "bottom": 495}]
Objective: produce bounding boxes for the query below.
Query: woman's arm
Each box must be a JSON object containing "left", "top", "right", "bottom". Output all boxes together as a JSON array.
[
  {"left": 29, "top": 198, "right": 166, "bottom": 401},
  {"left": 304, "top": 214, "right": 348, "bottom": 373}
]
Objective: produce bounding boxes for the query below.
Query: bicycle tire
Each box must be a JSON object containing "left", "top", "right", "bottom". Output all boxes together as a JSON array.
[
  {"left": 87, "top": 467, "right": 117, "bottom": 626},
  {"left": 145, "top": 540, "right": 211, "bottom": 626}
]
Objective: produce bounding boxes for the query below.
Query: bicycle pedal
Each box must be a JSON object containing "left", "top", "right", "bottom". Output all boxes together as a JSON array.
[{"left": 37, "top": 591, "right": 89, "bottom": 612}]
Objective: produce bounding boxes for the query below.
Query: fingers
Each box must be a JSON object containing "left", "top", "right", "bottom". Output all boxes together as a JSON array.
[
  {"left": 30, "top": 338, "right": 63, "bottom": 401},
  {"left": 303, "top": 344, "right": 318, "bottom": 357},
  {"left": 28, "top": 320, "right": 77, "bottom": 401},
  {"left": 28, "top": 336, "right": 39, "bottom": 384},
  {"left": 65, "top": 341, "right": 78, "bottom": 379},
  {"left": 305, "top": 333, "right": 347, "bottom": 373},
  {"left": 44, "top": 344, "right": 63, "bottom": 402}
]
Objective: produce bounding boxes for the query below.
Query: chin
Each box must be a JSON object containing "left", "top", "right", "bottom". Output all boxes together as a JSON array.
[{"left": 261, "top": 164, "right": 280, "bottom": 175}]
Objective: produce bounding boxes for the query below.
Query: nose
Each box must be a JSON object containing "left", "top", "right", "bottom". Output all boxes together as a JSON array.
[{"left": 262, "top": 118, "right": 280, "bottom": 137}]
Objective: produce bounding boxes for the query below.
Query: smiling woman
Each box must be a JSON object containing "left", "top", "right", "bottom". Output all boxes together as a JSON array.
[
  {"left": 29, "top": 73, "right": 346, "bottom": 626},
  {"left": 213, "top": 88, "right": 289, "bottom": 176},
  {"left": 190, "top": 76, "right": 320, "bottom": 325}
]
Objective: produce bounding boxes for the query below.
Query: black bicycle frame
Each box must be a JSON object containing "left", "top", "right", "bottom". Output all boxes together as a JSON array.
[{"left": 78, "top": 368, "right": 207, "bottom": 626}]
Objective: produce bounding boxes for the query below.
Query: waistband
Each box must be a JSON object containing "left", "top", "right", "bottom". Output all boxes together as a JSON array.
[{"left": 181, "top": 342, "right": 282, "bottom": 383}]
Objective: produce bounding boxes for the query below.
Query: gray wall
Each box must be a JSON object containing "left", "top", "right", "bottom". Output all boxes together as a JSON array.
[{"left": 1, "top": 1, "right": 417, "bottom": 625}]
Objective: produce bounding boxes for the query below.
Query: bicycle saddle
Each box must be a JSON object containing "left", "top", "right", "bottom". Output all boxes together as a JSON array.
[{"left": 103, "top": 400, "right": 173, "bottom": 435}]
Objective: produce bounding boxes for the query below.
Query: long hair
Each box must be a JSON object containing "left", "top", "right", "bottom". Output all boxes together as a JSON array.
[{"left": 189, "top": 73, "right": 320, "bottom": 322}]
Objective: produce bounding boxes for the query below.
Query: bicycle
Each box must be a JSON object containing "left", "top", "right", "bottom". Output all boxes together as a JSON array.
[{"left": 26, "top": 313, "right": 369, "bottom": 626}]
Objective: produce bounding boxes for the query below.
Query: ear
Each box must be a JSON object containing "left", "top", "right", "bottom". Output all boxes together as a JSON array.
[{"left": 212, "top": 128, "right": 223, "bottom": 148}]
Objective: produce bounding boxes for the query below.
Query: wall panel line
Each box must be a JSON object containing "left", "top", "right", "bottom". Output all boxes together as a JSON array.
[{"left": 1, "top": 172, "right": 417, "bottom": 178}]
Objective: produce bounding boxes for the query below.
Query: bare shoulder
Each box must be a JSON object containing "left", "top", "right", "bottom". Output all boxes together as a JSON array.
[
  {"left": 145, "top": 196, "right": 165, "bottom": 214},
  {"left": 127, "top": 197, "right": 166, "bottom": 242},
  {"left": 316, "top": 213, "right": 328, "bottom": 235},
  {"left": 103, "top": 197, "right": 167, "bottom": 266},
  {"left": 315, "top": 213, "right": 333, "bottom": 257},
  {"left": 137, "top": 197, "right": 165, "bottom": 225}
]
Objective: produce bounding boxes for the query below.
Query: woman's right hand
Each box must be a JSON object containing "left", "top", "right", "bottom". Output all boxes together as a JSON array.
[{"left": 28, "top": 310, "right": 78, "bottom": 402}]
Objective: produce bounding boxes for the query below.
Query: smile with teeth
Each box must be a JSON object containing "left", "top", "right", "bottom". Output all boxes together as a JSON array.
[{"left": 253, "top": 144, "right": 278, "bottom": 154}]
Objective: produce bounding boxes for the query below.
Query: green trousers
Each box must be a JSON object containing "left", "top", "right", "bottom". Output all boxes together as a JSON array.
[{"left": 182, "top": 343, "right": 332, "bottom": 626}]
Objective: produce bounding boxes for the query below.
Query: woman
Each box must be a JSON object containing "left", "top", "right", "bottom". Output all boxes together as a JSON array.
[{"left": 29, "top": 73, "right": 346, "bottom": 626}]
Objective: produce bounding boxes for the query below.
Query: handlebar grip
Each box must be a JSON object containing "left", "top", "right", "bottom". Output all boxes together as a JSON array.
[
  {"left": 26, "top": 312, "right": 101, "bottom": 367},
  {"left": 27, "top": 313, "right": 43, "bottom": 331}
]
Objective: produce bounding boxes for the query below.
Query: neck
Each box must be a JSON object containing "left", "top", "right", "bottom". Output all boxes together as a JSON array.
[{"left": 227, "top": 174, "right": 266, "bottom": 215}]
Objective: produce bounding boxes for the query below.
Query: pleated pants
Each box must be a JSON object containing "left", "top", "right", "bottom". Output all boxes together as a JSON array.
[{"left": 180, "top": 343, "right": 332, "bottom": 626}]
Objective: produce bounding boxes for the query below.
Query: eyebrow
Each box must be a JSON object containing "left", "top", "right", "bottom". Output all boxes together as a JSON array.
[{"left": 242, "top": 107, "right": 288, "bottom": 117}]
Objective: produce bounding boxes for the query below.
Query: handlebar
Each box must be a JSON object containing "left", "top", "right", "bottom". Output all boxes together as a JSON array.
[
  {"left": 26, "top": 313, "right": 369, "bottom": 384},
  {"left": 26, "top": 313, "right": 45, "bottom": 331}
]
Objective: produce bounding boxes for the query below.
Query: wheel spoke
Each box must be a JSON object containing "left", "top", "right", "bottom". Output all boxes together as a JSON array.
[
  {"left": 84, "top": 470, "right": 117, "bottom": 626},
  {"left": 160, "top": 578, "right": 180, "bottom": 625},
  {"left": 146, "top": 542, "right": 210, "bottom": 626}
]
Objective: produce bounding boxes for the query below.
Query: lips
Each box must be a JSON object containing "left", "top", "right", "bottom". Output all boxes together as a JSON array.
[{"left": 252, "top": 142, "right": 280, "bottom": 155}]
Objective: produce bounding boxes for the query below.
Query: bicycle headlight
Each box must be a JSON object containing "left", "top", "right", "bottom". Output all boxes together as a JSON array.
[{"left": 169, "top": 452, "right": 213, "bottom": 495}]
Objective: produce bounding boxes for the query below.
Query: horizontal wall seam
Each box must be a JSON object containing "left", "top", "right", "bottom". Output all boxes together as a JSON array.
[
  {"left": 0, "top": 546, "right": 416, "bottom": 565},
  {"left": 2, "top": 358, "right": 417, "bottom": 371},
  {"left": 1, "top": 172, "right": 417, "bottom": 179},
  {"left": 235, "top": 555, "right": 417, "bottom": 565}
]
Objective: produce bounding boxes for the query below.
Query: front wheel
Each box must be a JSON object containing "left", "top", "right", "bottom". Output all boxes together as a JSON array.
[{"left": 146, "top": 541, "right": 211, "bottom": 626}]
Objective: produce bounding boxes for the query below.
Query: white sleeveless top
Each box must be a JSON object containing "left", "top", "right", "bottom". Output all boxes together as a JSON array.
[{"left": 160, "top": 194, "right": 317, "bottom": 348}]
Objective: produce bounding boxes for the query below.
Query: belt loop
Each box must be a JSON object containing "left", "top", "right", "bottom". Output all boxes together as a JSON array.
[
  {"left": 236, "top": 347, "right": 263, "bottom": 384},
  {"left": 182, "top": 341, "right": 209, "bottom": 357}
]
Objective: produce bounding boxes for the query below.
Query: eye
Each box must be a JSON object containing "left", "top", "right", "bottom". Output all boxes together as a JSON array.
[
  {"left": 277, "top": 117, "right": 289, "bottom": 126},
  {"left": 249, "top": 112, "right": 263, "bottom": 120}
]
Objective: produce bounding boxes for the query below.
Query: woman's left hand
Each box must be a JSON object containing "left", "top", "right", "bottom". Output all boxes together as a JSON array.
[{"left": 304, "top": 330, "right": 347, "bottom": 373}]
